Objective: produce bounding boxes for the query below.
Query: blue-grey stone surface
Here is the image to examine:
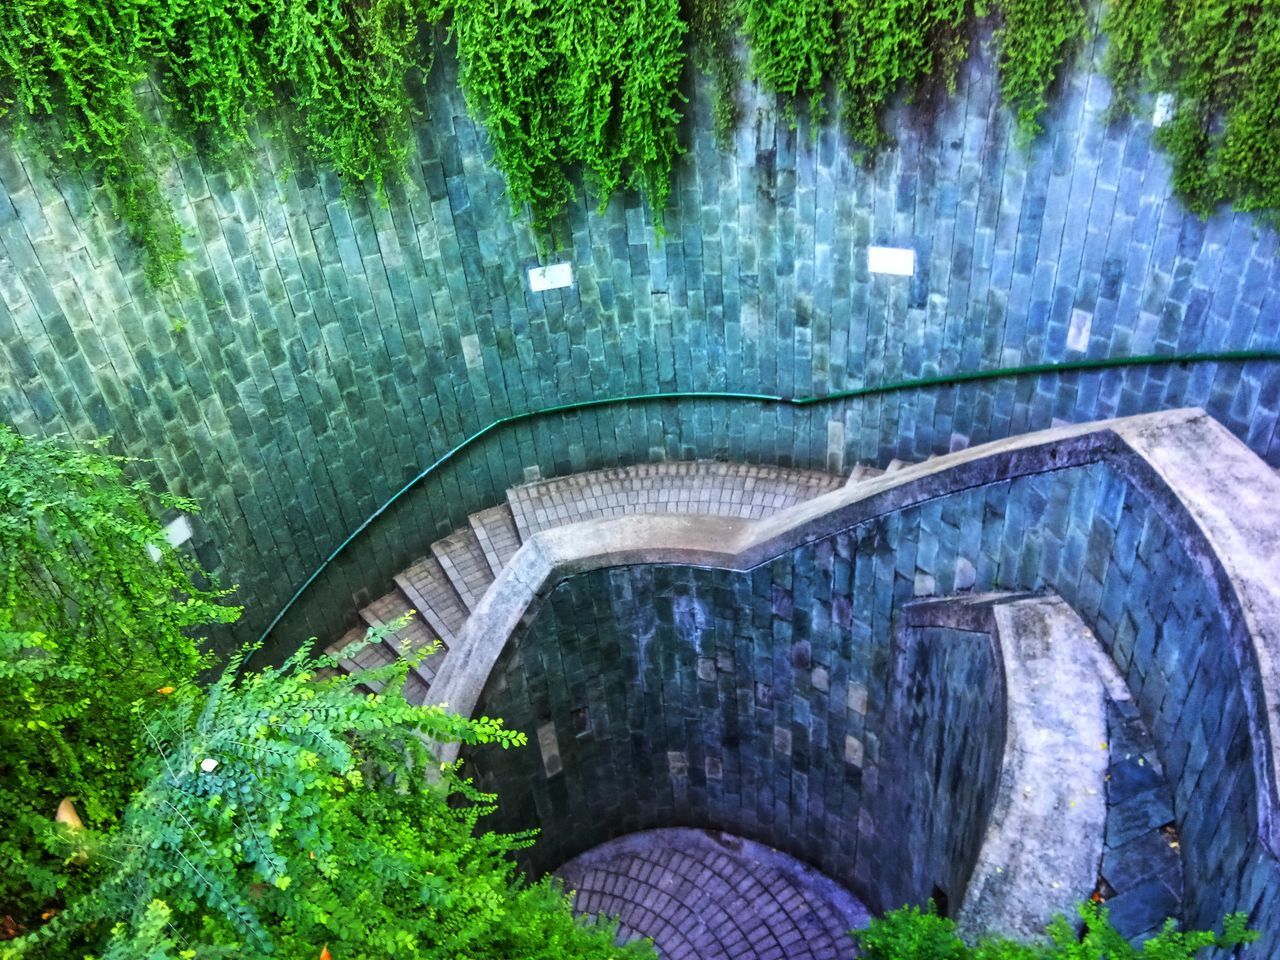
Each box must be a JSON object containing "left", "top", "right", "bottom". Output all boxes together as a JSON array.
[
  {"left": 0, "top": 23, "right": 1277, "bottom": 646},
  {"left": 465, "top": 460, "right": 1279, "bottom": 955}
]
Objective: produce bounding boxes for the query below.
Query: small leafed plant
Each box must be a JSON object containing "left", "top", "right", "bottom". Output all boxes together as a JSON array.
[
  {"left": 4, "top": 633, "right": 653, "bottom": 960},
  {"left": 0, "top": 425, "right": 240, "bottom": 928},
  {"left": 854, "top": 901, "right": 1258, "bottom": 960}
]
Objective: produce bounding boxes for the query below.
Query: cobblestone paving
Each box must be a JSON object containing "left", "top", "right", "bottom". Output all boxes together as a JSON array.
[
  {"left": 509, "top": 461, "right": 844, "bottom": 538},
  {"left": 557, "top": 829, "right": 868, "bottom": 960}
]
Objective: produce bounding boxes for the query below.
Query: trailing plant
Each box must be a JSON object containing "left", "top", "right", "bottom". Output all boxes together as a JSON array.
[
  {"left": 994, "top": 0, "right": 1087, "bottom": 143},
  {"left": 447, "top": 0, "right": 686, "bottom": 238},
  {"left": 686, "top": 0, "right": 743, "bottom": 148},
  {"left": 7, "top": 637, "right": 653, "bottom": 960},
  {"left": 854, "top": 900, "right": 1258, "bottom": 960},
  {"left": 1103, "top": 0, "right": 1280, "bottom": 218},
  {"left": 0, "top": 425, "right": 240, "bottom": 928},
  {"left": 739, "top": 0, "right": 840, "bottom": 125},
  {"left": 0, "top": 0, "right": 440, "bottom": 283},
  {"left": 834, "top": 0, "right": 980, "bottom": 152},
  {"left": 0, "top": 0, "right": 184, "bottom": 283}
]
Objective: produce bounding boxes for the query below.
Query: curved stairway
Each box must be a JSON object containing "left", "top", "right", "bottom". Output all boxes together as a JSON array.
[{"left": 325, "top": 459, "right": 905, "bottom": 701}]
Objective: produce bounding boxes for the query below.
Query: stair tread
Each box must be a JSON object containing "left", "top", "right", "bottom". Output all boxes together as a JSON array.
[
  {"left": 394, "top": 557, "right": 468, "bottom": 646},
  {"left": 431, "top": 526, "right": 495, "bottom": 610},
  {"left": 469, "top": 504, "right": 522, "bottom": 577},
  {"left": 507, "top": 461, "right": 844, "bottom": 538},
  {"left": 360, "top": 589, "right": 448, "bottom": 680}
]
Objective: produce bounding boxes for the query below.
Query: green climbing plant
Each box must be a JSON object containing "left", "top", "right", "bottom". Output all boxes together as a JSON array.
[
  {"left": 448, "top": 0, "right": 686, "bottom": 238},
  {"left": 6, "top": 636, "right": 653, "bottom": 960},
  {"left": 0, "top": 425, "right": 240, "bottom": 927},
  {"left": 739, "top": 0, "right": 840, "bottom": 124},
  {"left": 994, "top": 0, "right": 1087, "bottom": 143},
  {"left": 686, "top": 0, "right": 743, "bottom": 148},
  {"left": 1, "top": 0, "right": 1277, "bottom": 280},
  {"left": 1104, "top": 0, "right": 1280, "bottom": 218},
  {"left": 854, "top": 901, "right": 1259, "bottom": 960},
  {"left": 834, "top": 0, "right": 981, "bottom": 152}
]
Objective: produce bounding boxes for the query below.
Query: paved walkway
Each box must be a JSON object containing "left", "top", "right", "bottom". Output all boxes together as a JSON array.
[{"left": 556, "top": 828, "right": 869, "bottom": 960}]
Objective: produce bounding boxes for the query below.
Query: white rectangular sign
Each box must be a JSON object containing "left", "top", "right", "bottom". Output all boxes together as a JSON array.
[
  {"left": 528, "top": 262, "right": 574, "bottom": 291},
  {"left": 867, "top": 246, "right": 916, "bottom": 276}
]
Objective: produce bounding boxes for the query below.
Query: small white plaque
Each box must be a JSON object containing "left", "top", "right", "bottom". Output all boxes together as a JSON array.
[
  {"left": 1153, "top": 92, "right": 1176, "bottom": 128},
  {"left": 146, "top": 514, "right": 193, "bottom": 561},
  {"left": 528, "top": 262, "right": 574, "bottom": 292},
  {"left": 867, "top": 246, "right": 916, "bottom": 276}
]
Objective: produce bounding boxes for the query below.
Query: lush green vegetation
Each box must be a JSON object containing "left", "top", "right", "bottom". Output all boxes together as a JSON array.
[
  {"left": 8, "top": 638, "right": 648, "bottom": 959},
  {"left": 0, "top": 430, "right": 649, "bottom": 959},
  {"left": 0, "top": 0, "right": 1275, "bottom": 279},
  {"left": 855, "top": 901, "right": 1258, "bottom": 959},
  {"left": 0, "top": 426, "right": 239, "bottom": 923},
  {"left": 1103, "top": 0, "right": 1280, "bottom": 219},
  {"left": 448, "top": 0, "right": 686, "bottom": 236}
]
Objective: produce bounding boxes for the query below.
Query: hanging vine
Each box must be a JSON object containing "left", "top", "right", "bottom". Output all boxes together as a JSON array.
[{"left": 0, "top": 0, "right": 1275, "bottom": 284}]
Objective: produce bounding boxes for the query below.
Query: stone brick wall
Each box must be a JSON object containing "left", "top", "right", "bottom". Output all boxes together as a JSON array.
[
  {"left": 863, "top": 625, "right": 1005, "bottom": 917},
  {"left": 1, "top": 22, "right": 1278, "bottom": 644},
  {"left": 466, "top": 459, "right": 1279, "bottom": 953}
]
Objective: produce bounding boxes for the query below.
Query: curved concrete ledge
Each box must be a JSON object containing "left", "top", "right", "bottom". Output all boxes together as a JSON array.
[
  {"left": 901, "top": 594, "right": 1110, "bottom": 940},
  {"left": 429, "top": 408, "right": 1280, "bottom": 857}
]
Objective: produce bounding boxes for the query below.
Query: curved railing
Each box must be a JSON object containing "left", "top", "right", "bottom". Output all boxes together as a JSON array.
[{"left": 255, "top": 350, "right": 1280, "bottom": 650}]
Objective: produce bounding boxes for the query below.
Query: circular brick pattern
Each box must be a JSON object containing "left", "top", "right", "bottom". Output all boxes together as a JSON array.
[{"left": 556, "top": 828, "right": 869, "bottom": 960}]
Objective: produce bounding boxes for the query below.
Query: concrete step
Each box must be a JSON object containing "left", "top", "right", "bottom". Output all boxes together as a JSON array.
[
  {"left": 324, "top": 626, "right": 393, "bottom": 693},
  {"left": 844, "top": 464, "right": 885, "bottom": 487},
  {"left": 469, "top": 504, "right": 522, "bottom": 577},
  {"left": 507, "top": 461, "right": 844, "bottom": 539},
  {"left": 394, "top": 556, "right": 468, "bottom": 647},
  {"left": 360, "top": 588, "right": 446, "bottom": 680},
  {"left": 320, "top": 628, "right": 432, "bottom": 703},
  {"left": 431, "top": 526, "right": 495, "bottom": 610}
]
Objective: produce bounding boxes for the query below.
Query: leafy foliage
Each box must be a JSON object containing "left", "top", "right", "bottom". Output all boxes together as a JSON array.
[
  {"left": 0, "top": 0, "right": 440, "bottom": 283},
  {"left": 835, "top": 0, "right": 981, "bottom": 152},
  {"left": 1103, "top": 0, "right": 1280, "bottom": 218},
  {"left": 0, "top": 425, "right": 240, "bottom": 924},
  {"left": 993, "top": 0, "right": 1087, "bottom": 143},
  {"left": 737, "top": 0, "right": 1086, "bottom": 150},
  {"left": 0, "top": 0, "right": 184, "bottom": 283},
  {"left": 8, "top": 637, "right": 652, "bottom": 960},
  {"left": 2, "top": 0, "right": 1277, "bottom": 278},
  {"left": 448, "top": 0, "right": 686, "bottom": 238},
  {"left": 854, "top": 901, "right": 1259, "bottom": 960},
  {"left": 686, "top": 0, "right": 743, "bottom": 148},
  {"left": 739, "top": 0, "right": 840, "bottom": 124}
]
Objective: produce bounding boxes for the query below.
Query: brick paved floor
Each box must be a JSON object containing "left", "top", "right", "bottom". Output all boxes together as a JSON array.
[{"left": 557, "top": 828, "right": 869, "bottom": 959}]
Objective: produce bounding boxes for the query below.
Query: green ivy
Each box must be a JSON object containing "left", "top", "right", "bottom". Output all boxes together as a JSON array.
[
  {"left": 0, "top": 425, "right": 240, "bottom": 926},
  {"left": 448, "top": 0, "right": 686, "bottom": 238},
  {"left": 855, "top": 901, "right": 1258, "bottom": 960},
  {"left": 8, "top": 636, "right": 653, "bottom": 960},
  {"left": 835, "top": 0, "right": 980, "bottom": 152},
  {"left": 1, "top": 0, "right": 1276, "bottom": 280},
  {"left": 1104, "top": 0, "right": 1280, "bottom": 218},
  {"left": 739, "top": 0, "right": 840, "bottom": 124},
  {"left": 994, "top": 0, "right": 1087, "bottom": 143},
  {"left": 686, "top": 0, "right": 743, "bottom": 148}
]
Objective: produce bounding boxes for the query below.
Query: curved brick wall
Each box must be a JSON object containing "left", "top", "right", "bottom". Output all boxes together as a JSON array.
[
  {"left": 464, "top": 450, "right": 1280, "bottom": 950},
  {"left": 2, "top": 24, "right": 1279, "bottom": 643}
]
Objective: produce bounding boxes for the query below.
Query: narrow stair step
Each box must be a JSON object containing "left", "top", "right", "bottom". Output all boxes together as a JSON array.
[
  {"left": 431, "top": 526, "right": 495, "bottom": 610},
  {"left": 469, "top": 504, "right": 522, "bottom": 577},
  {"left": 844, "top": 464, "right": 885, "bottom": 487},
  {"left": 360, "top": 589, "right": 446, "bottom": 681},
  {"left": 393, "top": 556, "right": 468, "bottom": 648},
  {"left": 507, "top": 461, "right": 844, "bottom": 538},
  {"left": 325, "top": 626, "right": 393, "bottom": 693}
]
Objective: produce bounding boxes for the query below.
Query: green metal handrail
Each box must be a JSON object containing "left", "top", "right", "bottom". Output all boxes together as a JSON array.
[{"left": 256, "top": 349, "right": 1280, "bottom": 645}]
